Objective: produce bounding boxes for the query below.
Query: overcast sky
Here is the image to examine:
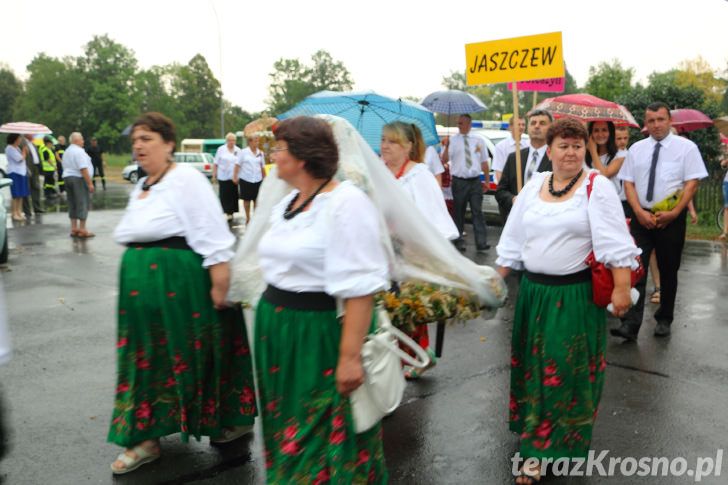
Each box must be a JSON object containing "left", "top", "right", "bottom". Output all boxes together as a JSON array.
[{"left": 2, "top": 0, "right": 726, "bottom": 115}]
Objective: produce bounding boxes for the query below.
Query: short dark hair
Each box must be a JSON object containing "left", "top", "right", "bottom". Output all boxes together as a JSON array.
[
  {"left": 528, "top": 109, "right": 554, "bottom": 122},
  {"left": 5, "top": 133, "right": 20, "bottom": 145},
  {"left": 546, "top": 117, "right": 588, "bottom": 146},
  {"left": 274, "top": 116, "right": 338, "bottom": 179},
  {"left": 646, "top": 102, "right": 671, "bottom": 118},
  {"left": 614, "top": 125, "right": 630, "bottom": 132},
  {"left": 131, "top": 112, "right": 177, "bottom": 152}
]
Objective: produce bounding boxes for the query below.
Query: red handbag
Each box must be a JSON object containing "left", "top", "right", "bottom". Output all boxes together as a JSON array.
[{"left": 584, "top": 172, "right": 644, "bottom": 307}]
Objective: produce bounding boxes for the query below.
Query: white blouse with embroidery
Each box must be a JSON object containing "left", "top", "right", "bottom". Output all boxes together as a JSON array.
[
  {"left": 113, "top": 164, "right": 235, "bottom": 267},
  {"left": 496, "top": 170, "right": 640, "bottom": 275},
  {"left": 258, "top": 181, "right": 389, "bottom": 298}
]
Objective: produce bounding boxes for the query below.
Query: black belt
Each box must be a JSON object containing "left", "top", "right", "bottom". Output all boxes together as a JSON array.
[
  {"left": 127, "top": 236, "right": 192, "bottom": 251},
  {"left": 262, "top": 284, "right": 336, "bottom": 311},
  {"left": 452, "top": 176, "right": 481, "bottom": 181},
  {"left": 524, "top": 268, "right": 591, "bottom": 286}
]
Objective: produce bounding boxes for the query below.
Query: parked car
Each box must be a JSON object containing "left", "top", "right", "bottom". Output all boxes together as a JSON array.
[
  {"left": 122, "top": 152, "right": 214, "bottom": 183},
  {"left": 0, "top": 178, "right": 11, "bottom": 263}
]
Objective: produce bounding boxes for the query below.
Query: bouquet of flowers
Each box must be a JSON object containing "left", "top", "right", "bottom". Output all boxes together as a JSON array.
[{"left": 375, "top": 281, "right": 483, "bottom": 333}]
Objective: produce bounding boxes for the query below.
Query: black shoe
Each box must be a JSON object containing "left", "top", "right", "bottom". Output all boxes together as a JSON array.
[
  {"left": 476, "top": 244, "right": 491, "bottom": 252},
  {"left": 654, "top": 321, "right": 671, "bottom": 337},
  {"left": 34, "top": 209, "right": 46, "bottom": 214},
  {"left": 610, "top": 324, "right": 638, "bottom": 341}
]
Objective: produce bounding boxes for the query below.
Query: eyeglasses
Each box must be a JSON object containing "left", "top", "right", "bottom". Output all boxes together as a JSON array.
[{"left": 271, "top": 147, "right": 288, "bottom": 153}]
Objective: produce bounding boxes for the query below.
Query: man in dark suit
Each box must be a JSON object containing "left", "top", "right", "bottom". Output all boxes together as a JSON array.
[
  {"left": 21, "top": 135, "right": 45, "bottom": 216},
  {"left": 495, "top": 109, "right": 553, "bottom": 220}
]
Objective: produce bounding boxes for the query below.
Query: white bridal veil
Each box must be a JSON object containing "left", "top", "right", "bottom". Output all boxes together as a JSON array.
[{"left": 227, "top": 114, "right": 506, "bottom": 310}]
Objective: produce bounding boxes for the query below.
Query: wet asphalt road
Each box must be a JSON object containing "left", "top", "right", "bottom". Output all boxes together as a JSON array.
[{"left": 1, "top": 182, "right": 727, "bottom": 484}]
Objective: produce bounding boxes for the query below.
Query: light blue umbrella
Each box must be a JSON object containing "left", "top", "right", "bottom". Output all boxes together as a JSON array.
[
  {"left": 420, "top": 89, "right": 488, "bottom": 115},
  {"left": 277, "top": 90, "right": 438, "bottom": 154}
]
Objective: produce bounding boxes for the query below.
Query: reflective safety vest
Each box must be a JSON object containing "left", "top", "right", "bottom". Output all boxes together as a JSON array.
[{"left": 39, "top": 145, "right": 57, "bottom": 171}]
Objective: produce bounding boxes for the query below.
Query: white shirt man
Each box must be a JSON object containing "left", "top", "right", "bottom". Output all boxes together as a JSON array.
[
  {"left": 612, "top": 103, "right": 708, "bottom": 340},
  {"left": 492, "top": 117, "right": 528, "bottom": 183},
  {"left": 423, "top": 145, "right": 444, "bottom": 186},
  {"left": 441, "top": 114, "right": 490, "bottom": 251}
]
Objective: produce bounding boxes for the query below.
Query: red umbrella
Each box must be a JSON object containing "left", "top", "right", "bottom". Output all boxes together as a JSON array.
[
  {"left": 0, "top": 121, "right": 52, "bottom": 134},
  {"left": 533, "top": 93, "right": 639, "bottom": 128},
  {"left": 720, "top": 134, "right": 728, "bottom": 145},
  {"left": 669, "top": 109, "right": 712, "bottom": 132}
]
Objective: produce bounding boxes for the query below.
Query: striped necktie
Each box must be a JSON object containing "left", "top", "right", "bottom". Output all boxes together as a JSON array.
[
  {"left": 525, "top": 150, "right": 538, "bottom": 183},
  {"left": 464, "top": 135, "right": 472, "bottom": 168}
]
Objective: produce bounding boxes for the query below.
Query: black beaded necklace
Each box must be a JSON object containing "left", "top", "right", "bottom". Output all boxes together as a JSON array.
[
  {"left": 283, "top": 178, "right": 331, "bottom": 220},
  {"left": 548, "top": 169, "right": 583, "bottom": 198},
  {"left": 141, "top": 161, "right": 173, "bottom": 191}
]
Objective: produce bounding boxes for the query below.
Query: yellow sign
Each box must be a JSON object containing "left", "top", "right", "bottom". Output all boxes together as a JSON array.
[{"left": 465, "top": 32, "right": 564, "bottom": 86}]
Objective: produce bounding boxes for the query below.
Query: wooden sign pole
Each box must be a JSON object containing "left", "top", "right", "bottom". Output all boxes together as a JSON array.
[
  {"left": 533, "top": 91, "right": 538, "bottom": 109},
  {"left": 513, "top": 84, "right": 523, "bottom": 192}
]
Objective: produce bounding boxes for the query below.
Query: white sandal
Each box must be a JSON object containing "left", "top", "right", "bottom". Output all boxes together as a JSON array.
[
  {"left": 210, "top": 425, "right": 254, "bottom": 444},
  {"left": 110, "top": 445, "right": 160, "bottom": 474}
]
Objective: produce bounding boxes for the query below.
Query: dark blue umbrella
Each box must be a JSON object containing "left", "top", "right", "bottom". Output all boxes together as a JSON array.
[
  {"left": 278, "top": 90, "right": 438, "bottom": 154},
  {"left": 420, "top": 89, "right": 488, "bottom": 115}
]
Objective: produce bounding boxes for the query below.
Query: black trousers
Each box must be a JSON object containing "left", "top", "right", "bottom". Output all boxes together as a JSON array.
[
  {"left": 621, "top": 206, "right": 687, "bottom": 330},
  {"left": 22, "top": 161, "right": 42, "bottom": 214},
  {"left": 218, "top": 180, "right": 238, "bottom": 215},
  {"left": 451, "top": 176, "right": 487, "bottom": 249}
]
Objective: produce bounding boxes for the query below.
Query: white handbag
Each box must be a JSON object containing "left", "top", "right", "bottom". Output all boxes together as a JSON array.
[{"left": 349, "top": 306, "right": 431, "bottom": 433}]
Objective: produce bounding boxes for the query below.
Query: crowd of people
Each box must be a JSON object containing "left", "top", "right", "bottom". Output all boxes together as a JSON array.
[{"left": 1, "top": 99, "right": 716, "bottom": 483}]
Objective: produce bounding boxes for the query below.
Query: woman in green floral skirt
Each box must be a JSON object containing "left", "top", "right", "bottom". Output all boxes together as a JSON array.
[
  {"left": 108, "top": 112, "right": 256, "bottom": 474},
  {"left": 496, "top": 118, "right": 640, "bottom": 484},
  {"left": 255, "top": 116, "right": 389, "bottom": 483}
]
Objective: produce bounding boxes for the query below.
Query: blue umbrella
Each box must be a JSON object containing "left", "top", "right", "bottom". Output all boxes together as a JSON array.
[
  {"left": 277, "top": 90, "right": 438, "bottom": 154},
  {"left": 420, "top": 89, "right": 488, "bottom": 115}
]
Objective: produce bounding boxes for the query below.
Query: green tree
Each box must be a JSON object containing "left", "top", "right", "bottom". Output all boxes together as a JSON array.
[
  {"left": 618, "top": 75, "right": 721, "bottom": 172},
  {"left": 14, "top": 53, "right": 87, "bottom": 139},
  {"left": 171, "top": 54, "right": 222, "bottom": 139},
  {"left": 266, "top": 50, "right": 354, "bottom": 115},
  {"left": 77, "top": 35, "right": 140, "bottom": 152},
  {"left": 0, "top": 65, "right": 22, "bottom": 123},
  {"left": 583, "top": 59, "right": 634, "bottom": 102}
]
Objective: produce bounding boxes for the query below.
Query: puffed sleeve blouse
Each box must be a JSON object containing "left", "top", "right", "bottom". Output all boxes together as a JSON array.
[
  {"left": 496, "top": 170, "right": 640, "bottom": 275},
  {"left": 397, "top": 163, "right": 459, "bottom": 241},
  {"left": 258, "top": 180, "right": 389, "bottom": 299},
  {"left": 113, "top": 164, "right": 235, "bottom": 267}
]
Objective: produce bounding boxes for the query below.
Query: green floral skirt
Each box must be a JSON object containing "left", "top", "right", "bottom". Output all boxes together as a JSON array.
[
  {"left": 107, "top": 247, "right": 256, "bottom": 447},
  {"left": 509, "top": 274, "right": 607, "bottom": 460},
  {"left": 255, "top": 297, "right": 388, "bottom": 484}
]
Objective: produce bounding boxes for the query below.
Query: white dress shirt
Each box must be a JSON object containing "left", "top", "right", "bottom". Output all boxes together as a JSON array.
[
  {"left": 114, "top": 164, "right": 235, "bottom": 268},
  {"left": 496, "top": 171, "right": 641, "bottom": 275},
  {"left": 398, "top": 163, "right": 458, "bottom": 240},
  {"left": 237, "top": 147, "right": 266, "bottom": 183},
  {"left": 492, "top": 134, "right": 529, "bottom": 181},
  {"left": 213, "top": 144, "right": 241, "bottom": 181},
  {"left": 258, "top": 181, "right": 389, "bottom": 298},
  {"left": 423, "top": 146, "right": 444, "bottom": 176},
  {"left": 61, "top": 144, "right": 92, "bottom": 178},
  {"left": 618, "top": 133, "right": 708, "bottom": 209},
  {"left": 446, "top": 132, "right": 489, "bottom": 178}
]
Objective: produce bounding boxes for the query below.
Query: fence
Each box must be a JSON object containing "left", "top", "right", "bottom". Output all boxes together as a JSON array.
[{"left": 693, "top": 171, "right": 724, "bottom": 215}]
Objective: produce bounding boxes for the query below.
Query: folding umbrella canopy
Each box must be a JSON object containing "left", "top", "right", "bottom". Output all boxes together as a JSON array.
[
  {"left": 533, "top": 94, "right": 639, "bottom": 128},
  {"left": 278, "top": 90, "right": 438, "bottom": 154},
  {"left": 0, "top": 121, "right": 52, "bottom": 134},
  {"left": 420, "top": 89, "right": 488, "bottom": 115}
]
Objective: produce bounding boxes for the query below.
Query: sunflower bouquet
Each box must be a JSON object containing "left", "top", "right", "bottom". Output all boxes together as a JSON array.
[{"left": 375, "top": 282, "right": 482, "bottom": 333}]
